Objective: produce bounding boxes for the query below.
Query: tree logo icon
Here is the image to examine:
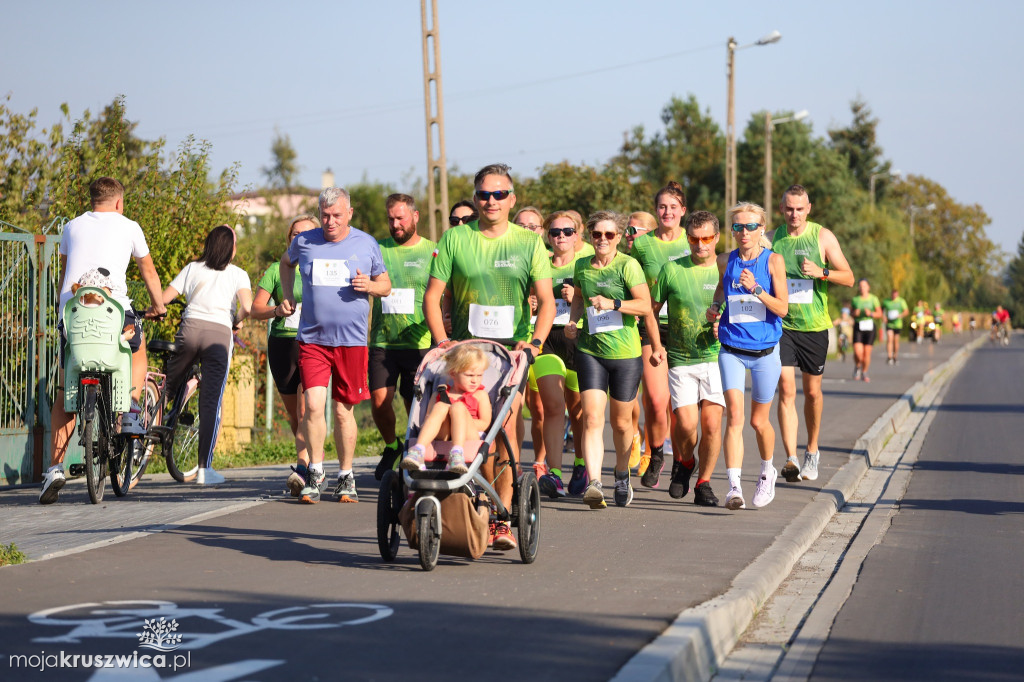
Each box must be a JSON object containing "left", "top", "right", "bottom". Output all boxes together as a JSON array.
[{"left": 137, "top": 617, "right": 183, "bottom": 651}]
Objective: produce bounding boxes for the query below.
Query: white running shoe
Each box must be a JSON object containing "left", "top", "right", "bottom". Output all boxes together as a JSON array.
[
  {"left": 39, "top": 468, "right": 66, "bottom": 504},
  {"left": 663, "top": 438, "right": 674, "bottom": 456},
  {"left": 196, "top": 468, "right": 225, "bottom": 485},
  {"left": 752, "top": 466, "right": 778, "bottom": 508},
  {"left": 802, "top": 451, "right": 820, "bottom": 481},
  {"left": 725, "top": 486, "right": 746, "bottom": 510}
]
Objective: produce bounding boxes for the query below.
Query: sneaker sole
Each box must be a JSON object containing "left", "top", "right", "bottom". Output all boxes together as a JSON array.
[
  {"left": 583, "top": 492, "right": 607, "bottom": 509},
  {"left": 668, "top": 484, "right": 686, "bottom": 499},
  {"left": 694, "top": 495, "right": 719, "bottom": 507},
  {"left": 725, "top": 495, "right": 746, "bottom": 510},
  {"left": 39, "top": 479, "right": 66, "bottom": 505},
  {"left": 493, "top": 538, "right": 517, "bottom": 551},
  {"left": 640, "top": 464, "right": 664, "bottom": 489},
  {"left": 802, "top": 472, "right": 819, "bottom": 481},
  {"left": 781, "top": 462, "right": 802, "bottom": 483},
  {"left": 448, "top": 466, "right": 469, "bottom": 475},
  {"left": 286, "top": 475, "right": 305, "bottom": 497},
  {"left": 538, "top": 477, "right": 560, "bottom": 499},
  {"left": 614, "top": 486, "right": 634, "bottom": 507},
  {"left": 336, "top": 495, "right": 359, "bottom": 503},
  {"left": 300, "top": 494, "right": 320, "bottom": 504}
]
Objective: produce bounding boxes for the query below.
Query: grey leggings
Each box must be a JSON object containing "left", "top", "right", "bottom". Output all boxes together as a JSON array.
[{"left": 165, "top": 318, "right": 233, "bottom": 469}]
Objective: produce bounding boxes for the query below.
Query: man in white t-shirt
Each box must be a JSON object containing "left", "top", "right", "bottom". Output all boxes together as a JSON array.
[{"left": 40, "top": 177, "right": 166, "bottom": 504}]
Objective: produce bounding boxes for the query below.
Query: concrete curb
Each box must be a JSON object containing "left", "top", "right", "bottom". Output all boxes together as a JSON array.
[{"left": 611, "top": 336, "right": 986, "bottom": 682}]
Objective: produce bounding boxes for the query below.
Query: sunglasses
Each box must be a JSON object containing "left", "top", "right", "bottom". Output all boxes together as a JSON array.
[
  {"left": 449, "top": 214, "right": 476, "bottom": 226},
  {"left": 591, "top": 230, "right": 618, "bottom": 241},
  {"left": 625, "top": 225, "right": 650, "bottom": 236},
  {"left": 548, "top": 227, "right": 576, "bottom": 238},
  {"left": 521, "top": 223, "right": 543, "bottom": 231},
  {"left": 731, "top": 222, "right": 761, "bottom": 232},
  {"left": 475, "top": 190, "right": 513, "bottom": 202},
  {"left": 687, "top": 234, "right": 717, "bottom": 245}
]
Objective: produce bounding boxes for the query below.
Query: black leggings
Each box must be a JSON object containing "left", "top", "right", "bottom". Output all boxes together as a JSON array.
[{"left": 576, "top": 352, "right": 643, "bottom": 402}]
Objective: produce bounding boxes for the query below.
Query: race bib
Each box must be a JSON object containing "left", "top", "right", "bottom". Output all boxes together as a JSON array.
[
  {"left": 788, "top": 279, "right": 814, "bottom": 305},
  {"left": 858, "top": 319, "right": 875, "bottom": 331},
  {"left": 586, "top": 306, "right": 624, "bottom": 333},
  {"left": 727, "top": 294, "right": 766, "bottom": 324},
  {"left": 659, "top": 303, "right": 669, "bottom": 319},
  {"left": 284, "top": 303, "right": 302, "bottom": 329},
  {"left": 887, "top": 309, "right": 900, "bottom": 321},
  {"left": 312, "top": 259, "right": 350, "bottom": 287},
  {"left": 553, "top": 299, "right": 571, "bottom": 326},
  {"left": 468, "top": 304, "right": 515, "bottom": 339},
  {"left": 381, "top": 288, "right": 414, "bottom": 315}
]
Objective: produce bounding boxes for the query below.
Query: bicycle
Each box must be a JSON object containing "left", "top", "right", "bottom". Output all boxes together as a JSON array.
[{"left": 146, "top": 339, "right": 203, "bottom": 483}]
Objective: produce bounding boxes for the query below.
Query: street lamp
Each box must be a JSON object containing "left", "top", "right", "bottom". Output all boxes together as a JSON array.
[
  {"left": 726, "top": 30, "right": 782, "bottom": 242},
  {"left": 869, "top": 169, "right": 902, "bottom": 209},
  {"left": 764, "top": 109, "right": 809, "bottom": 226},
  {"left": 908, "top": 202, "right": 936, "bottom": 241}
]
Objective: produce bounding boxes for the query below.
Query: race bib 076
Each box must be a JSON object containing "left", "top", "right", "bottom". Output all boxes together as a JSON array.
[{"left": 468, "top": 304, "right": 515, "bottom": 339}]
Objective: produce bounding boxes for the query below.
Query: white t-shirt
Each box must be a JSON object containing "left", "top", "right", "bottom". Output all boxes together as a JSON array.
[
  {"left": 59, "top": 211, "right": 150, "bottom": 312},
  {"left": 170, "top": 261, "right": 251, "bottom": 330}
]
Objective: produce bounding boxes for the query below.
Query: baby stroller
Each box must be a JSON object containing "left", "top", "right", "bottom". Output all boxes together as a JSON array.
[{"left": 376, "top": 340, "right": 541, "bottom": 571}]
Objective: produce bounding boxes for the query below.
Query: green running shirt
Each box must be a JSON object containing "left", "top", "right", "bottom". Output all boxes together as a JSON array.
[
  {"left": 771, "top": 222, "right": 832, "bottom": 332},
  {"left": 574, "top": 251, "right": 645, "bottom": 360},
  {"left": 852, "top": 294, "right": 881, "bottom": 323},
  {"left": 548, "top": 254, "right": 584, "bottom": 328},
  {"left": 651, "top": 256, "right": 721, "bottom": 367},
  {"left": 371, "top": 236, "right": 436, "bottom": 349},
  {"left": 881, "top": 297, "right": 909, "bottom": 330},
  {"left": 631, "top": 230, "right": 691, "bottom": 320},
  {"left": 257, "top": 262, "right": 303, "bottom": 339},
  {"left": 430, "top": 221, "right": 551, "bottom": 343}
]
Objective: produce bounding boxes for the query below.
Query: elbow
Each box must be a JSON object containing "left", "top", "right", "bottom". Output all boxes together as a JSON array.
[{"left": 778, "top": 303, "right": 789, "bottom": 318}]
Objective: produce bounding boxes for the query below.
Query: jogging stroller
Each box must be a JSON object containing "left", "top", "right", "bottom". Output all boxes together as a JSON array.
[{"left": 376, "top": 340, "right": 541, "bottom": 571}]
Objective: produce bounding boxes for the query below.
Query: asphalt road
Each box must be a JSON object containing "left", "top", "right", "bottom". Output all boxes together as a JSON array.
[
  {"left": 807, "top": 334, "right": 1024, "bottom": 682},
  {"left": 0, "top": 334, "right": 976, "bottom": 681}
]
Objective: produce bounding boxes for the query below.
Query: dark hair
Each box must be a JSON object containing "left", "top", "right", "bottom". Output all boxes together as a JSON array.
[
  {"left": 781, "top": 184, "right": 810, "bottom": 203},
  {"left": 685, "top": 210, "right": 720, "bottom": 234},
  {"left": 386, "top": 193, "right": 417, "bottom": 212},
  {"left": 449, "top": 199, "right": 476, "bottom": 218},
  {"left": 654, "top": 180, "right": 687, "bottom": 210},
  {"left": 473, "top": 163, "right": 514, "bottom": 190},
  {"left": 90, "top": 177, "right": 124, "bottom": 205},
  {"left": 198, "top": 225, "right": 236, "bottom": 271}
]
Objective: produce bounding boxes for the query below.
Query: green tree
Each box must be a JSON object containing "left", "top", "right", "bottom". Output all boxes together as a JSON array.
[
  {"left": 518, "top": 161, "right": 646, "bottom": 219},
  {"left": 1004, "top": 233, "right": 1024, "bottom": 320},
  {"left": 262, "top": 129, "right": 300, "bottom": 191},
  {"left": 0, "top": 95, "right": 64, "bottom": 231},
  {"left": 828, "top": 97, "right": 892, "bottom": 193}
]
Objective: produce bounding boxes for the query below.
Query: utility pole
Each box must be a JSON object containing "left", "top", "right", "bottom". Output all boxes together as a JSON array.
[
  {"left": 420, "top": 0, "right": 449, "bottom": 241},
  {"left": 725, "top": 37, "right": 737, "bottom": 247}
]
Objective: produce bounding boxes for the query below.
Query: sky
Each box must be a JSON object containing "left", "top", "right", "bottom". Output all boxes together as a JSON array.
[{"left": 4, "top": 1, "right": 1023, "bottom": 257}]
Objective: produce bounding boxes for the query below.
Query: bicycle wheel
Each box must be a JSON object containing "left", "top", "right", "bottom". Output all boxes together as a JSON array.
[
  {"left": 81, "top": 384, "right": 107, "bottom": 504},
  {"left": 129, "top": 378, "right": 162, "bottom": 488},
  {"left": 110, "top": 436, "right": 132, "bottom": 497},
  {"left": 166, "top": 377, "right": 201, "bottom": 482}
]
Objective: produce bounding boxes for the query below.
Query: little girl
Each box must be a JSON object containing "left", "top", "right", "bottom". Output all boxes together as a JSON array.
[{"left": 401, "top": 344, "right": 492, "bottom": 474}]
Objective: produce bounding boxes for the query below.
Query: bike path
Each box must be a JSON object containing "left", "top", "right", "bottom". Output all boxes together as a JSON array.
[{"left": 0, "top": 335, "right": 975, "bottom": 681}]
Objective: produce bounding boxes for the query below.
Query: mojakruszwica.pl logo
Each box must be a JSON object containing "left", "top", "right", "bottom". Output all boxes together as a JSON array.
[{"left": 7, "top": 617, "right": 191, "bottom": 672}]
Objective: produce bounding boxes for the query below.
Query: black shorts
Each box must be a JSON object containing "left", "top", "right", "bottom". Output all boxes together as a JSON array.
[
  {"left": 268, "top": 335, "right": 302, "bottom": 395},
  {"left": 368, "top": 347, "right": 429, "bottom": 403},
  {"left": 779, "top": 328, "right": 828, "bottom": 376},
  {"left": 58, "top": 308, "right": 143, "bottom": 370},
  {"left": 639, "top": 319, "right": 670, "bottom": 347},
  {"left": 542, "top": 326, "right": 576, "bottom": 372},
  {"left": 576, "top": 351, "right": 643, "bottom": 402},
  {"left": 852, "top": 327, "right": 877, "bottom": 346}
]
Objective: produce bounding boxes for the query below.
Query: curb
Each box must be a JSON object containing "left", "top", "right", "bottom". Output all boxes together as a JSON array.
[{"left": 611, "top": 336, "right": 986, "bottom": 682}]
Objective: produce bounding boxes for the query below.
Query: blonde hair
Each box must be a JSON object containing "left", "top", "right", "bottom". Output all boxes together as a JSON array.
[
  {"left": 288, "top": 214, "right": 321, "bottom": 241},
  {"left": 728, "top": 202, "right": 772, "bottom": 248},
  {"left": 445, "top": 344, "right": 489, "bottom": 375},
  {"left": 628, "top": 211, "right": 657, "bottom": 232}
]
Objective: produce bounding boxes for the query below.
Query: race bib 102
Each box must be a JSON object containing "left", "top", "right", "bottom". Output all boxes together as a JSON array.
[{"left": 727, "top": 294, "right": 767, "bottom": 324}]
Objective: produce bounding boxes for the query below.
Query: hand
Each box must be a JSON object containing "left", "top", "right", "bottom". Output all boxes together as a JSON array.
[
  {"left": 514, "top": 340, "right": 540, "bottom": 357},
  {"left": 649, "top": 346, "right": 666, "bottom": 367},
  {"left": 739, "top": 268, "right": 757, "bottom": 293},
  {"left": 564, "top": 321, "right": 578, "bottom": 339},
  {"left": 589, "top": 295, "right": 611, "bottom": 311},
  {"left": 712, "top": 319, "right": 720, "bottom": 340},
  {"left": 561, "top": 284, "right": 574, "bottom": 303},
  {"left": 436, "top": 338, "right": 453, "bottom": 349},
  {"left": 706, "top": 303, "right": 722, "bottom": 324},
  {"left": 800, "top": 258, "right": 822, "bottom": 279},
  {"left": 279, "top": 298, "right": 296, "bottom": 316},
  {"left": 528, "top": 294, "right": 538, "bottom": 313},
  {"left": 351, "top": 268, "right": 371, "bottom": 293},
  {"left": 144, "top": 305, "right": 166, "bottom": 320}
]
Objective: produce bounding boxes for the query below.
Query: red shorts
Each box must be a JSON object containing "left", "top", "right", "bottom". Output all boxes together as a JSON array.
[{"left": 298, "top": 343, "right": 369, "bottom": 404}]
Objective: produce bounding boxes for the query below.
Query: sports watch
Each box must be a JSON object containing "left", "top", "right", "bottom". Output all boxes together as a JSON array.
[
  {"left": 822, "top": 268, "right": 830, "bottom": 281},
  {"left": 613, "top": 299, "right": 622, "bottom": 311},
  {"left": 753, "top": 285, "right": 764, "bottom": 297}
]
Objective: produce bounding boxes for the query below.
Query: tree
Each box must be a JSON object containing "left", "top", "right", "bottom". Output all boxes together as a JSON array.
[
  {"left": 262, "top": 129, "right": 300, "bottom": 191},
  {"left": 828, "top": 97, "right": 891, "bottom": 194},
  {"left": 1004, "top": 233, "right": 1024, "bottom": 320},
  {"left": 518, "top": 161, "right": 646, "bottom": 219},
  {"left": 0, "top": 95, "right": 63, "bottom": 231}
]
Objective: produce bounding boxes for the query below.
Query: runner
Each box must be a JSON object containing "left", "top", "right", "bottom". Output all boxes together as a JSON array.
[
  {"left": 913, "top": 300, "right": 926, "bottom": 343},
  {"left": 368, "top": 194, "right": 436, "bottom": 480},
  {"left": 881, "top": 288, "right": 909, "bottom": 365},
  {"left": 279, "top": 187, "right": 391, "bottom": 504},
  {"left": 933, "top": 302, "right": 945, "bottom": 342},
  {"left": 516, "top": 205, "right": 551, "bottom": 473},
  {"left": 564, "top": 211, "right": 650, "bottom": 509},
  {"left": 770, "top": 184, "right": 854, "bottom": 484},
  {"left": 631, "top": 181, "right": 690, "bottom": 489},
  {"left": 422, "top": 163, "right": 553, "bottom": 550},
  {"left": 708, "top": 202, "right": 789, "bottom": 510},
  {"left": 650, "top": 210, "right": 724, "bottom": 506},
  {"left": 833, "top": 305, "right": 854, "bottom": 363},
  {"left": 251, "top": 214, "right": 319, "bottom": 496},
  {"left": 448, "top": 200, "right": 477, "bottom": 227},
  {"left": 851, "top": 279, "right": 883, "bottom": 382},
  {"left": 625, "top": 210, "right": 658, "bottom": 467}
]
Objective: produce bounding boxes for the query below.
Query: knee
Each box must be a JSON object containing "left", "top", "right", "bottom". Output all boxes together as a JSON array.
[
  {"left": 750, "top": 413, "right": 771, "bottom": 432},
  {"left": 582, "top": 410, "right": 603, "bottom": 431}
]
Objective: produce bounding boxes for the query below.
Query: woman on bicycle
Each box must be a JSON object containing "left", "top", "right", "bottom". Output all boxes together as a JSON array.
[
  {"left": 160, "top": 225, "right": 252, "bottom": 485},
  {"left": 251, "top": 214, "right": 319, "bottom": 495}
]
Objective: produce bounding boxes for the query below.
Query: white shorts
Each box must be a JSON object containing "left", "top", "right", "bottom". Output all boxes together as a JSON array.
[{"left": 668, "top": 361, "right": 726, "bottom": 410}]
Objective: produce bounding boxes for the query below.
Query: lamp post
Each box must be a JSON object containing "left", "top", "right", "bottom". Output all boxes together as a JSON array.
[
  {"left": 764, "top": 109, "right": 809, "bottom": 226},
  {"left": 869, "top": 169, "right": 902, "bottom": 209},
  {"left": 908, "top": 202, "right": 936, "bottom": 241},
  {"left": 725, "top": 30, "right": 781, "bottom": 244}
]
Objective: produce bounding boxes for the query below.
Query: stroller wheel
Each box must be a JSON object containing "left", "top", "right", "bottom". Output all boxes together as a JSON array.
[
  {"left": 516, "top": 471, "right": 542, "bottom": 564},
  {"left": 377, "top": 470, "right": 403, "bottom": 561},
  {"left": 416, "top": 497, "right": 441, "bottom": 571}
]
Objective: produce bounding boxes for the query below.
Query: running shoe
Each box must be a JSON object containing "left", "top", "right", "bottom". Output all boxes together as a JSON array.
[
  {"left": 38, "top": 468, "right": 66, "bottom": 505},
  {"left": 120, "top": 400, "right": 146, "bottom": 436},
  {"left": 862, "top": 375, "right": 871, "bottom": 383},
  {"left": 286, "top": 464, "right": 309, "bottom": 497},
  {"left": 751, "top": 466, "right": 777, "bottom": 508},
  {"left": 374, "top": 439, "right": 403, "bottom": 481},
  {"left": 725, "top": 486, "right": 746, "bottom": 510},
  {"left": 492, "top": 521, "right": 517, "bottom": 551},
  {"left": 487, "top": 521, "right": 496, "bottom": 547},
  {"left": 400, "top": 445, "right": 426, "bottom": 472},
  {"left": 532, "top": 461, "right": 549, "bottom": 477},
  {"left": 447, "top": 448, "right": 468, "bottom": 475},
  {"left": 567, "top": 464, "right": 589, "bottom": 496},
  {"left": 300, "top": 468, "right": 327, "bottom": 504},
  {"left": 583, "top": 480, "right": 606, "bottom": 509},
  {"left": 196, "top": 467, "right": 225, "bottom": 485},
  {"left": 627, "top": 432, "right": 642, "bottom": 469},
  {"left": 539, "top": 473, "right": 567, "bottom": 499},
  {"left": 801, "top": 451, "right": 820, "bottom": 481},
  {"left": 334, "top": 473, "right": 359, "bottom": 503},
  {"left": 781, "top": 456, "right": 802, "bottom": 483},
  {"left": 853, "top": 367, "right": 862, "bottom": 381},
  {"left": 640, "top": 451, "right": 665, "bottom": 488},
  {"left": 668, "top": 458, "right": 696, "bottom": 499},
  {"left": 693, "top": 481, "right": 719, "bottom": 507},
  {"left": 613, "top": 471, "right": 634, "bottom": 507}
]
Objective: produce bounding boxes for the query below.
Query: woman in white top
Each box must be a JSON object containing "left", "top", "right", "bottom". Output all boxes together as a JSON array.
[{"left": 160, "top": 225, "right": 252, "bottom": 484}]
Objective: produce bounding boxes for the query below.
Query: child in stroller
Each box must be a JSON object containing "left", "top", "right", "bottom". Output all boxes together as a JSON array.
[{"left": 401, "top": 344, "right": 492, "bottom": 475}]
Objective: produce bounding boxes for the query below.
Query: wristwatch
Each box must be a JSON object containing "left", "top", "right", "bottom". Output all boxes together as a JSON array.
[
  {"left": 821, "top": 268, "right": 830, "bottom": 281},
  {"left": 613, "top": 299, "right": 622, "bottom": 311},
  {"left": 753, "top": 285, "right": 764, "bottom": 297},
  {"left": 530, "top": 338, "right": 543, "bottom": 349}
]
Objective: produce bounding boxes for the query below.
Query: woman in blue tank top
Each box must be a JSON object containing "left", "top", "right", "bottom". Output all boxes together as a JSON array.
[{"left": 707, "top": 202, "right": 788, "bottom": 511}]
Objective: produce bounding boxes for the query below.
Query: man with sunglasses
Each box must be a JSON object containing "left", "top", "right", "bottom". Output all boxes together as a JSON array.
[
  {"left": 650, "top": 210, "right": 725, "bottom": 506},
  {"left": 424, "top": 163, "right": 554, "bottom": 550},
  {"left": 770, "top": 185, "right": 854, "bottom": 484}
]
